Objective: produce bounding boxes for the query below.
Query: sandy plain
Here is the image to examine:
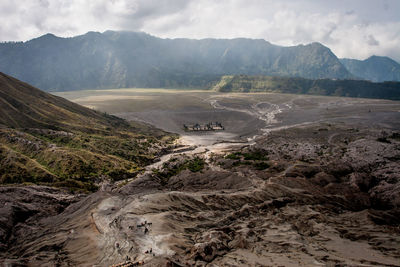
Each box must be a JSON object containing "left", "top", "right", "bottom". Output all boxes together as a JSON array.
[{"left": 55, "top": 89, "right": 400, "bottom": 144}]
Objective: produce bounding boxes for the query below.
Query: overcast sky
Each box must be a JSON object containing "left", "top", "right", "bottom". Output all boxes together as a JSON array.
[{"left": 1, "top": 0, "right": 399, "bottom": 61}]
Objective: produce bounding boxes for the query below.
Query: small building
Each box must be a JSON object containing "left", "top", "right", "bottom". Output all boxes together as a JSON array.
[{"left": 184, "top": 121, "right": 225, "bottom": 131}]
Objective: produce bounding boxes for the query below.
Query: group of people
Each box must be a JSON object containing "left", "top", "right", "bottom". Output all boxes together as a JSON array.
[
  {"left": 136, "top": 220, "right": 152, "bottom": 235},
  {"left": 110, "top": 259, "right": 145, "bottom": 267},
  {"left": 111, "top": 220, "right": 155, "bottom": 266}
]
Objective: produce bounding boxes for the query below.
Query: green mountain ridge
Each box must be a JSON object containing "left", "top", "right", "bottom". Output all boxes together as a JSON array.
[
  {"left": 214, "top": 75, "right": 400, "bottom": 100},
  {"left": 0, "top": 72, "right": 175, "bottom": 191},
  {"left": 0, "top": 31, "right": 352, "bottom": 91},
  {"left": 340, "top": 56, "right": 400, "bottom": 82}
]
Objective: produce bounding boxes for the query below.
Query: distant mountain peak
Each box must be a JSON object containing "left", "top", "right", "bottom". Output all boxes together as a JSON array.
[
  {"left": 30, "top": 33, "right": 60, "bottom": 42},
  {"left": 42, "top": 33, "right": 57, "bottom": 38},
  {"left": 84, "top": 31, "right": 102, "bottom": 36},
  {"left": 368, "top": 55, "right": 381, "bottom": 59},
  {"left": 309, "top": 42, "right": 324, "bottom": 47},
  {"left": 341, "top": 55, "right": 400, "bottom": 82},
  {"left": 366, "top": 55, "right": 399, "bottom": 64}
]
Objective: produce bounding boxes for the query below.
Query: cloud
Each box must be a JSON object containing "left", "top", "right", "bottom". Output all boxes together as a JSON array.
[
  {"left": 366, "top": 35, "right": 379, "bottom": 46},
  {"left": 0, "top": 0, "right": 190, "bottom": 40},
  {"left": 0, "top": 0, "right": 399, "bottom": 62}
]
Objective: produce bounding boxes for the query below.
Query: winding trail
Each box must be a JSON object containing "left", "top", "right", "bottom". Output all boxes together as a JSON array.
[{"left": 206, "top": 96, "right": 298, "bottom": 141}]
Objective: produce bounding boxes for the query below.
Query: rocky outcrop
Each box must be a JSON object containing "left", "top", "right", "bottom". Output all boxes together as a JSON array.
[{"left": 0, "top": 186, "right": 82, "bottom": 252}]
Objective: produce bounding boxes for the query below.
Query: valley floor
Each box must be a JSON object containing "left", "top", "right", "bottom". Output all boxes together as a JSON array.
[{"left": 2, "top": 90, "right": 400, "bottom": 266}]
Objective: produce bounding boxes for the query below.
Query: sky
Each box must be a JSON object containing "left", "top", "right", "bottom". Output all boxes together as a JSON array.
[{"left": 1, "top": 0, "right": 399, "bottom": 61}]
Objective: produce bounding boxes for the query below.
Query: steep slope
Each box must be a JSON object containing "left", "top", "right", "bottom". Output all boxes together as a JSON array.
[
  {"left": 270, "top": 42, "right": 350, "bottom": 78},
  {"left": 0, "top": 72, "right": 175, "bottom": 190},
  {"left": 341, "top": 56, "right": 400, "bottom": 82},
  {"left": 213, "top": 74, "right": 400, "bottom": 100},
  {"left": 0, "top": 71, "right": 126, "bottom": 130},
  {"left": 0, "top": 31, "right": 352, "bottom": 91}
]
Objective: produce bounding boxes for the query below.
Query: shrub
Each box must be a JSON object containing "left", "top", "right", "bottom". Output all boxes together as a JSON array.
[
  {"left": 377, "top": 137, "right": 391, "bottom": 143},
  {"left": 186, "top": 157, "right": 205, "bottom": 172},
  {"left": 243, "top": 151, "right": 268, "bottom": 161},
  {"left": 253, "top": 161, "right": 270, "bottom": 170},
  {"left": 225, "top": 152, "right": 241, "bottom": 160},
  {"left": 153, "top": 156, "right": 206, "bottom": 185},
  {"left": 107, "top": 169, "right": 132, "bottom": 182}
]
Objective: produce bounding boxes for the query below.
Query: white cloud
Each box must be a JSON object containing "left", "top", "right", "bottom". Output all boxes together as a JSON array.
[{"left": 0, "top": 0, "right": 399, "bottom": 61}]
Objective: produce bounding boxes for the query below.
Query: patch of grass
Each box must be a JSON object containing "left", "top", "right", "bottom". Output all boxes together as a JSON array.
[
  {"left": 253, "top": 161, "right": 270, "bottom": 170},
  {"left": 232, "top": 160, "right": 241, "bottom": 167},
  {"left": 223, "top": 149, "right": 270, "bottom": 170},
  {"left": 0, "top": 126, "right": 175, "bottom": 191},
  {"left": 54, "top": 179, "right": 98, "bottom": 193},
  {"left": 225, "top": 152, "right": 241, "bottom": 160},
  {"left": 242, "top": 151, "right": 268, "bottom": 161},
  {"left": 186, "top": 157, "right": 205, "bottom": 172},
  {"left": 153, "top": 156, "right": 206, "bottom": 185},
  {"left": 377, "top": 137, "right": 391, "bottom": 143},
  {"left": 107, "top": 168, "right": 139, "bottom": 182}
]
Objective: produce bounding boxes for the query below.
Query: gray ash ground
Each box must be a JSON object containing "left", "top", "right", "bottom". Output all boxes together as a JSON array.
[{"left": 2, "top": 91, "right": 400, "bottom": 266}]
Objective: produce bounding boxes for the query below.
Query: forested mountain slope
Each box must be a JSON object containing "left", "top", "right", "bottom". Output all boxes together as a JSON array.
[{"left": 0, "top": 31, "right": 352, "bottom": 91}]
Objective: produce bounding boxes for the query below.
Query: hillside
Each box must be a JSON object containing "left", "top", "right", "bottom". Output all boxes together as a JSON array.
[
  {"left": 341, "top": 56, "right": 400, "bottom": 82},
  {"left": 0, "top": 72, "right": 175, "bottom": 191},
  {"left": 0, "top": 71, "right": 127, "bottom": 130},
  {"left": 213, "top": 75, "right": 400, "bottom": 100},
  {"left": 0, "top": 31, "right": 352, "bottom": 91}
]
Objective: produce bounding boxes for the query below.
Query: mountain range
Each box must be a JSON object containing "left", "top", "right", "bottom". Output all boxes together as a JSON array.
[{"left": 1, "top": 31, "right": 398, "bottom": 91}]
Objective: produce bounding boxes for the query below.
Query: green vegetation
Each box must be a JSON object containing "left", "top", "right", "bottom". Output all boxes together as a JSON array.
[
  {"left": 225, "top": 152, "right": 241, "bottom": 160},
  {"left": 186, "top": 157, "right": 206, "bottom": 172},
  {"left": 214, "top": 75, "right": 400, "bottom": 100},
  {"left": 224, "top": 150, "right": 270, "bottom": 170},
  {"left": 253, "top": 161, "right": 270, "bottom": 170},
  {"left": 0, "top": 127, "right": 175, "bottom": 192},
  {"left": 153, "top": 157, "right": 206, "bottom": 185},
  {"left": 0, "top": 72, "right": 176, "bottom": 192},
  {"left": 242, "top": 151, "right": 268, "bottom": 161}
]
